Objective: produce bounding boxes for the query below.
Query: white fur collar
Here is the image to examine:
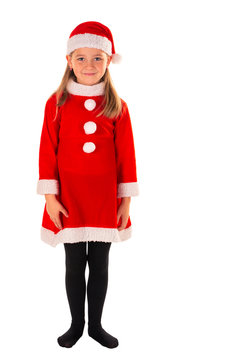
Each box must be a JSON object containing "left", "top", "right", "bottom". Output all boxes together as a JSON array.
[{"left": 66, "top": 78, "right": 105, "bottom": 96}]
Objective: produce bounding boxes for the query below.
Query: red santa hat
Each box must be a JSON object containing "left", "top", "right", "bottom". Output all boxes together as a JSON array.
[{"left": 66, "top": 21, "right": 122, "bottom": 64}]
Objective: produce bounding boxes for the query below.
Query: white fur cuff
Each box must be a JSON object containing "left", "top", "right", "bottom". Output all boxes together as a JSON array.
[
  {"left": 117, "top": 182, "right": 139, "bottom": 198},
  {"left": 37, "top": 179, "right": 59, "bottom": 195}
]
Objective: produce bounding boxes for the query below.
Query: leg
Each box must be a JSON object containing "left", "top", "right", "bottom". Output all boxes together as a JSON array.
[
  {"left": 57, "top": 241, "right": 87, "bottom": 348},
  {"left": 87, "top": 241, "right": 118, "bottom": 348}
]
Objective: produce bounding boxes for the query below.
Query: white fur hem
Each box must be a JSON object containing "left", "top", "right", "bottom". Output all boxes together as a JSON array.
[
  {"left": 40, "top": 225, "right": 132, "bottom": 247},
  {"left": 117, "top": 182, "right": 139, "bottom": 198},
  {"left": 37, "top": 179, "right": 59, "bottom": 195}
]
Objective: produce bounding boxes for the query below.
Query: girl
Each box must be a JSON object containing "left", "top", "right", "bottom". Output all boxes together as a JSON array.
[{"left": 37, "top": 21, "right": 139, "bottom": 349}]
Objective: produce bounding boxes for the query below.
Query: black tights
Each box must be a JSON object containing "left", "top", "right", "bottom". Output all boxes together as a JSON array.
[
  {"left": 64, "top": 241, "right": 111, "bottom": 327},
  {"left": 57, "top": 241, "right": 118, "bottom": 348}
]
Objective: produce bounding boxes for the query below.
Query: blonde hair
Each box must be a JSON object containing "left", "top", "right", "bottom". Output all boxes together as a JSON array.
[{"left": 51, "top": 52, "right": 123, "bottom": 121}]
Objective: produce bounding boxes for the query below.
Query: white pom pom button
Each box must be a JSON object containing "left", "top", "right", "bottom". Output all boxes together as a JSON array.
[
  {"left": 84, "top": 99, "right": 96, "bottom": 111},
  {"left": 83, "top": 142, "right": 96, "bottom": 153},
  {"left": 83, "top": 121, "right": 97, "bottom": 134}
]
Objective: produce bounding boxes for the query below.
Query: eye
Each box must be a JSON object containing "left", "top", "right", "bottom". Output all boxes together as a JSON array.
[
  {"left": 77, "top": 57, "right": 84, "bottom": 61},
  {"left": 95, "top": 57, "right": 102, "bottom": 61}
]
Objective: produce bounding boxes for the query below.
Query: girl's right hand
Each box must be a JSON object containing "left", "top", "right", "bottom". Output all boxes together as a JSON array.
[{"left": 45, "top": 197, "right": 69, "bottom": 230}]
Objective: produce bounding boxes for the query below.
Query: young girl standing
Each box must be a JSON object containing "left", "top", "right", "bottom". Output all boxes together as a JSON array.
[{"left": 37, "top": 21, "right": 139, "bottom": 349}]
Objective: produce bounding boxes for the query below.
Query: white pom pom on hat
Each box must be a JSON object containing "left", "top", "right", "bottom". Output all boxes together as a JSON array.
[
  {"left": 111, "top": 53, "right": 122, "bottom": 64},
  {"left": 66, "top": 21, "right": 122, "bottom": 64}
]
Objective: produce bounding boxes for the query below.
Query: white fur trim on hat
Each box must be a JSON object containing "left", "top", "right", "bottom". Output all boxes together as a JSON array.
[{"left": 67, "top": 33, "right": 112, "bottom": 56}]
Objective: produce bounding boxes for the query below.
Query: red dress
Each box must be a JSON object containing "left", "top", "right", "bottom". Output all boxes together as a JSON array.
[{"left": 37, "top": 78, "right": 139, "bottom": 247}]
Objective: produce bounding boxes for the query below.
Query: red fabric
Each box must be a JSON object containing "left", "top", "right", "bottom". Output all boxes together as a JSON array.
[{"left": 38, "top": 92, "right": 138, "bottom": 236}]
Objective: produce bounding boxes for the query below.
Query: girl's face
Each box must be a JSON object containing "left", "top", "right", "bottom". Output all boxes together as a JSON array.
[{"left": 66, "top": 47, "right": 112, "bottom": 86}]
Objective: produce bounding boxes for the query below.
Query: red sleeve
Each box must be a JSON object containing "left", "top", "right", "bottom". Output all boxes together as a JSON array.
[
  {"left": 36, "top": 94, "right": 61, "bottom": 195},
  {"left": 114, "top": 100, "right": 139, "bottom": 198}
]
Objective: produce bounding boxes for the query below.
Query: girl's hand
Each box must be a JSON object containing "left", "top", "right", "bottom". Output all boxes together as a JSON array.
[
  {"left": 45, "top": 197, "right": 69, "bottom": 230},
  {"left": 117, "top": 197, "right": 131, "bottom": 231}
]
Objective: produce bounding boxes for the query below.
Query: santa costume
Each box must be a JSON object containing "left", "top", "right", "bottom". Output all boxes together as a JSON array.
[
  {"left": 36, "top": 21, "right": 139, "bottom": 247},
  {"left": 37, "top": 20, "right": 140, "bottom": 350}
]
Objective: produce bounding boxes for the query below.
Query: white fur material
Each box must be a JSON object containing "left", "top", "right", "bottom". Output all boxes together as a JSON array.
[
  {"left": 67, "top": 33, "right": 112, "bottom": 55},
  {"left": 83, "top": 142, "right": 96, "bottom": 153},
  {"left": 112, "top": 53, "right": 122, "bottom": 64},
  {"left": 40, "top": 225, "right": 132, "bottom": 247},
  {"left": 37, "top": 179, "right": 59, "bottom": 195},
  {"left": 117, "top": 182, "right": 140, "bottom": 198},
  {"left": 83, "top": 121, "right": 97, "bottom": 134},
  {"left": 66, "top": 78, "right": 105, "bottom": 96},
  {"left": 84, "top": 99, "right": 96, "bottom": 111}
]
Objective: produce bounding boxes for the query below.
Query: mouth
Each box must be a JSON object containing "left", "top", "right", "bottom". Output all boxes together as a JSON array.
[{"left": 84, "top": 73, "right": 96, "bottom": 76}]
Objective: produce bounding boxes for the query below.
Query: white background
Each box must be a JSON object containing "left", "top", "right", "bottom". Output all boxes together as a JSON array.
[{"left": 0, "top": 0, "right": 239, "bottom": 359}]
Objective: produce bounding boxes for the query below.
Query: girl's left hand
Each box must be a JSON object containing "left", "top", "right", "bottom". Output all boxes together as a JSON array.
[{"left": 117, "top": 198, "right": 131, "bottom": 230}]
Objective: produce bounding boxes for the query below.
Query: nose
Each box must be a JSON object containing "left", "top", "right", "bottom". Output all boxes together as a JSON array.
[{"left": 84, "top": 59, "right": 96, "bottom": 67}]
